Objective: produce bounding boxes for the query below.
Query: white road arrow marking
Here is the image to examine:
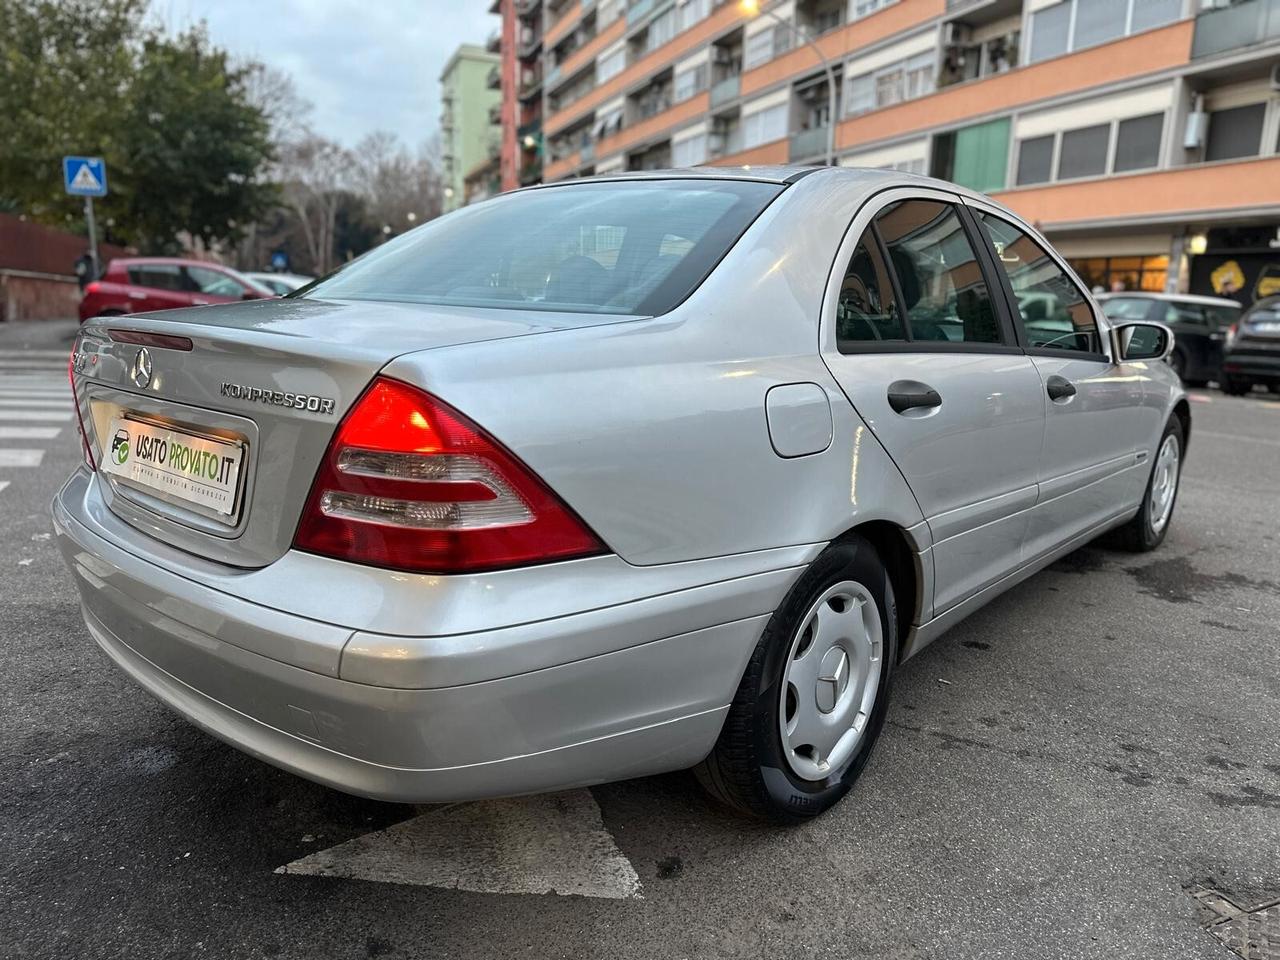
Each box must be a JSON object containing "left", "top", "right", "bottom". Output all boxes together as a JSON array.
[{"left": 275, "top": 790, "right": 641, "bottom": 900}]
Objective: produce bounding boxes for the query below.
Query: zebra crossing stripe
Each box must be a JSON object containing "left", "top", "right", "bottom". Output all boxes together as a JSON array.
[
  {"left": 0, "top": 410, "right": 74, "bottom": 422},
  {"left": 0, "top": 450, "right": 44, "bottom": 467},
  {"left": 0, "top": 427, "right": 61, "bottom": 440}
]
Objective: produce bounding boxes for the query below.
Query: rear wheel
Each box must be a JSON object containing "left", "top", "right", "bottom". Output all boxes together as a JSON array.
[
  {"left": 1110, "top": 416, "right": 1183, "bottom": 552},
  {"left": 695, "top": 537, "right": 897, "bottom": 823},
  {"left": 1222, "top": 377, "right": 1251, "bottom": 396}
]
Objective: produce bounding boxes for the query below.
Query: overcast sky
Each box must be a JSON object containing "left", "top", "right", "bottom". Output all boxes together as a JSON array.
[{"left": 151, "top": 0, "right": 495, "bottom": 147}]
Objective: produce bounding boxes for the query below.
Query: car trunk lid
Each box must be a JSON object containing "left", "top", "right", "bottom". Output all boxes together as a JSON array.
[{"left": 74, "top": 297, "right": 632, "bottom": 568}]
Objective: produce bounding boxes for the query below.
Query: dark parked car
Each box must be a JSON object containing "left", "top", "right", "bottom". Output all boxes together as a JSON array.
[
  {"left": 1097, "top": 292, "right": 1240, "bottom": 387},
  {"left": 1221, "top": 295, "right": 1280, "bottom": 395},
  {"left": 79, "top": 257, "right": 274, "bottom": 322}
]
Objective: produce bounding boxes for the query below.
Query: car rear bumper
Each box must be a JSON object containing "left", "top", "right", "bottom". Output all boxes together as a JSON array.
[
  {"left": 53, "top": 470, "right": 803, "bottom": 803},
  {"left": 1222, "top": 351, "right": 1280, "bottom": 380}
]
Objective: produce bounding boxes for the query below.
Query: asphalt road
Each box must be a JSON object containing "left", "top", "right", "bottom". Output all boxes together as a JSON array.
[{"left": 3, "top": 321, "right": 1278, "bottom": 960}]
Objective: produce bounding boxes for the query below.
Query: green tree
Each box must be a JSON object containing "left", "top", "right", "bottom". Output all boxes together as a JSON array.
[
  {"left": 0, "top": 0, "right": 141, "bottom": 227},
  {"left": 0, "top": 1, "right": 276, "bottom": 252},
  {"left": 114, "top": 28, "right": 276, "bottom": 252}
]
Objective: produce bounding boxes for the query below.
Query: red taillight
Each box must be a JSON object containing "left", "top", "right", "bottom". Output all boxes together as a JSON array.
[
  {"left": 84, "top": 281, "right": 101, "bottom": 295},
  {"left": 294, "top": 377, "right": 605, "bottom": 574},
  {"left": 68, "top": 345, "right": 95, "bottom": 469}
]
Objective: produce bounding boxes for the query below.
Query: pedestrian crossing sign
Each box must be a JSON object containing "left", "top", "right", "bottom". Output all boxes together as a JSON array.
[{"left": 63, "top": 156, "right": 108, "bottom": 197}]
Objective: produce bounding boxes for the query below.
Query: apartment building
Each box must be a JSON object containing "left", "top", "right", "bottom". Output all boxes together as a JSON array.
[
  {"left": 490, "top": 0, "right": 548, "bottom": 191},
  {"left": 521, "top": 0, "right": 1280, "bottom": 304},
  {"left": 440, "top": 44, "right": 502, "bottom": 213}
]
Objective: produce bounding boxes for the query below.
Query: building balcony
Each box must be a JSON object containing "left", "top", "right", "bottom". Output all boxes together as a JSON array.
[
  {"left": 516, "top": 0, "right": 541, "bottom": 15},
  {"left": 519, "top": 160, "right": 543, "bottom": 185},
  {"left": 519, "top": 71, "right": 544, "bottom": 100},
  {"left": 486, "top": 66, "right": 501, "bottom": 90},
  {"left": 709, "top": 74, "right": 741, "bottom": 109},
  {"left": 488, "top": 104, "right": 502, "bottom": 126},
  {"left": 1191, "top": 0, "right": 1280, "bottom": 59},
  {"left": 789, "top": 126, "right": 830, "bottom": 162},
  {"left": 486, "top": 30, "right": 501, "bottom": 53},
  {"left": 518, "top": 28, "right": 543, "bottom": 57}
]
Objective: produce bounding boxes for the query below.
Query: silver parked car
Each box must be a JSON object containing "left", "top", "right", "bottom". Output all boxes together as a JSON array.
[{"left": 56, "top": 168, "right": 1187, "bottom": 822}]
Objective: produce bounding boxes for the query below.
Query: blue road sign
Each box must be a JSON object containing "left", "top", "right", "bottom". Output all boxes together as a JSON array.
[
  {"left": 63, "top": 156, "right": 108, "bottom": 197},
  {"left": 270, "top": 250, "right": 289, "bottom": 271}
]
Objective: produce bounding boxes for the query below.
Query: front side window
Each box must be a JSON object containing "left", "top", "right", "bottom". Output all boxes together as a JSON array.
[
  {"left": 304, "top": 180, "right": 782, "bottom": 317},
  {"left": 836, "top": 231, "right": 906, "bottom": 349},
  {"left": 876, "top": 201, "right": 1002, "bottom": 344},
  {"left": 978, "top": 213, "right": 1102, "bottom": 354}
]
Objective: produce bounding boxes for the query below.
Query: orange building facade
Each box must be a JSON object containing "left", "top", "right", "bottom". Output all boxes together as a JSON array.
[{"left": 502, "top": 0, "right": 1280, "bottom": 303}]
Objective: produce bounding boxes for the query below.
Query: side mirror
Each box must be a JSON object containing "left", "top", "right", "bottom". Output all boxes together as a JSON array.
[{"left": 1110, "top": 321, "right": 1174, "bottom": 362}]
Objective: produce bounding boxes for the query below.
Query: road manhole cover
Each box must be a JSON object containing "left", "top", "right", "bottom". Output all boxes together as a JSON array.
[{"left": 1190, "top": 887, "right": 1280, "bottom": 959}]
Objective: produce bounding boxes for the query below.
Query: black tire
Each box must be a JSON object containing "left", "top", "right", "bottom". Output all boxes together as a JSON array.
[
  {"left": 1109, "top": 416, "right": 1184, "bottom": 552},
  {"left": 695, "top": 536, "right": 897, "bottom": 823},
  {"left": 1184, "top": 378, "right": 1208, "bottom": 389},
  {"left": 1222, "top": 377, "right": 1251, "bottom": 396}
]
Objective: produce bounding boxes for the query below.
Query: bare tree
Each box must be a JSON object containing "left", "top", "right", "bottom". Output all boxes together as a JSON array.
[
  {"left": 241, "top": 62, "right": 312, "bottom": 146},
  {"left": 351, "top": 131, "right": 444, "bottom": 237},
  {"left": 278, "top": 134, "right": 352, "bottom": 275}
]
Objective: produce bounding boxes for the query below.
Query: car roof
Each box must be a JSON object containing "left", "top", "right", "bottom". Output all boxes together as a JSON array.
[
  {"left": 1095, "top": 291, "right": 1242, "bottom": 308},
  {"left": 527, "top": 164, "right": 940, "bottom": 192},
  {"left": 111, "top": 256, "right": 232, "bottom": 270}
]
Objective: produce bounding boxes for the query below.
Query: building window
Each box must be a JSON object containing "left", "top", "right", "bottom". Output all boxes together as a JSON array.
[
  {"left": 1069, "top": 256, "right": 1169, "bottom": 293},
  {"left": 742, "top": 102, "right": 789, "bottom": 148},
  {"left": 672, "top": 132, "right": 708, "bottom": 167},
  {"left": 853, "top": 0, "right": 897, "bottom": 19},
  {"left": 1113, "top": 112, "right": 1164, "bottom": 172},
  {"left": 846, "top": 51, "right": 935, "bottom": 118},
  {"left": 677, "top": 0, "right": 710, "bottom": 31},
  {"left": 744, "top": 29, "right": 774, "bottom": 70},
  {"left": 674, "top": 63, "right": 708, "bottom": 102},
  {"left": 1205, "top": 103, "right": 1266, "bottom": 162},
  {"left": 1015, "top": 135, "right": 1054, "bottom": 185},
  {"left": 931, "top": 117, "right": 1011, "bottom": 193},
  {"left": 598, "top": 47, "right": 626, "bottom": 83},
  {"left": 1057, "top": 123, "right": 1109, "bottom": 180},
  {"left": 645, "top": 8, "right": 677, "bottom": 53},
  {"left": 1028, "top": 0, "right": 1180, "bottom": 65}
]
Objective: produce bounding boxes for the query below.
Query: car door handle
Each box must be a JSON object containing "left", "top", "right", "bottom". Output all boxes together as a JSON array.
[
  {"left": 887, "top": 380, "right": 943, "bottom": 414},
  {"left": 1046, "top": 375, "right": 1077, "bottom": 402}
]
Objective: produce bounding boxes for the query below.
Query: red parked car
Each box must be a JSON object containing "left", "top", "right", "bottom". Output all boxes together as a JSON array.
[{"left": 79, "top": 257, "right": 275, "bottom": 322}]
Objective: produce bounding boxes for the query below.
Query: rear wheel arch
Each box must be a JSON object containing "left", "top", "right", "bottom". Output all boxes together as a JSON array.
[{"left": 833, "top": 520, "right": 919, "bottom": 665}]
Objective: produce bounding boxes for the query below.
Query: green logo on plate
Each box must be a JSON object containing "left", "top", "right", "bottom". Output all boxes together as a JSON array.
[{"left": 111, "top": 428, "right": 129, "bottom": 465}]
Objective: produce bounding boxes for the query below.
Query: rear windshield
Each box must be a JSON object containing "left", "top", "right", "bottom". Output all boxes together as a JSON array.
[{"left": 302, "top": 179, "right": 782, "bottom": 316}]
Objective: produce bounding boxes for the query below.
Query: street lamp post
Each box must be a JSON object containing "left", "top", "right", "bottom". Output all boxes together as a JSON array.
[{"left": 739, "top": 0, "right": 838, "bottom": 167}]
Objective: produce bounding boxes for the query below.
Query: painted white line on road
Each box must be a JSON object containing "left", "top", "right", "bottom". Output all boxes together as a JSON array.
[
  {"left": 0, "top": 427, "right": 60, "bottom": 440},
  {"left": 0, "top": 481, "right": 8, "bottom": 495},
  {"left": 0, "top": 399, "right": 70, "bottom": 408},
  {"left": 0, "top": 410, "right": 74, "bottom": 421},
  {"left": 0, "top": 450, "right": 44, "bottom": 467},
  {"left": 275, "top": 790, "right": 642, "bottom": 900}
]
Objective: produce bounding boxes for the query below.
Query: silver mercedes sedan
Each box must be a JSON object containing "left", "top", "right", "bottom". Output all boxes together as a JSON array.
[{"left": 56, "top": 167, "right": 1187, "bottom": 823}]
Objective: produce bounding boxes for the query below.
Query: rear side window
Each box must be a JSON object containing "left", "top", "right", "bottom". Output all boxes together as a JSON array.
[
  {"left": 304, "top": 180, "right": 783, "bottom": 317},
  {"left": 836, "top": 234, "right": 905, "bottom": 347},
  {"left": 977, "top": 213, "right": 1102, "bottom": 354},
  {"left": 185, "top": 266, "right": 245, "bottom": 297},
  {"left": 876, "top": 201, "right": 1002, "bottom": 344},
  {"left": 128, "top": 264, "right": 183, "bottom": 291}
]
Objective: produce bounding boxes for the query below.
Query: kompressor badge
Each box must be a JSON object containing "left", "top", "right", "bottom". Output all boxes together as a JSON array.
[{"left": 220, "top": 382, "right": 336, "bottom": 415}]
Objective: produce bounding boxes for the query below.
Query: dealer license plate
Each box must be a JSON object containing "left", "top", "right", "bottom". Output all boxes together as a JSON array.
[{"left": 101, "top": 416, "right": 244, "bottom": 517}]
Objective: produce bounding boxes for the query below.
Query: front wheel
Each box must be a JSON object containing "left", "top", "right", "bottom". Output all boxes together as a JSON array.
[
  {"left": 1110, "top": 417, "right": 1184, "bottom": 552},
  {"left": 695, "top": 537, "right": 897, "bottom": 823}
]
